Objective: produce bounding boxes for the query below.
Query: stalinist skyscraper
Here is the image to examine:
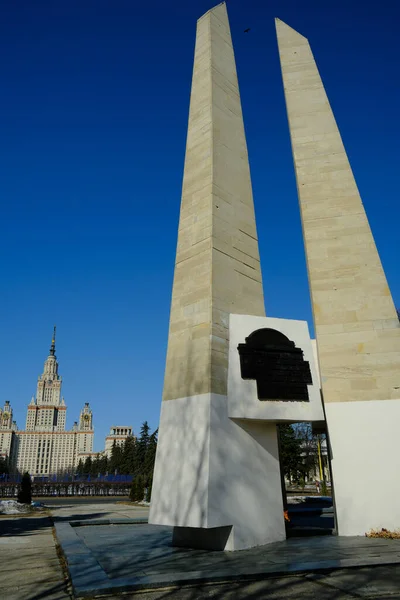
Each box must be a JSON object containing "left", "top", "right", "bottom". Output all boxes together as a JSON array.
[
  {"left": 25, "top": 327, "right": 67, "bottom": 431},
  {"left": 0, "top": 328, "right": 95, "bottom": 477}
]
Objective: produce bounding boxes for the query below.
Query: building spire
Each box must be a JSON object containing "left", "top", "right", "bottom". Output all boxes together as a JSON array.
[{"left": 50, "top": 325, "right": 56, "bottom": 356}]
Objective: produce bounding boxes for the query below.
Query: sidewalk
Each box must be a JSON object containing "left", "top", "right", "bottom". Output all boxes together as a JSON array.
[{"left": 0, "top": 513, "right": 70, "bottom": 600}]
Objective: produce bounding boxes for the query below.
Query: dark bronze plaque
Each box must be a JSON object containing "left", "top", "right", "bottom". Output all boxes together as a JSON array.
[{"left": 238, "top": 328, "right": 312, "bottom": 401}]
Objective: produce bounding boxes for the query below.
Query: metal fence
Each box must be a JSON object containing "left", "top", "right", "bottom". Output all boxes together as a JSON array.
[{"left": 0, "top": 473, "right": 134, "bottom": 497}]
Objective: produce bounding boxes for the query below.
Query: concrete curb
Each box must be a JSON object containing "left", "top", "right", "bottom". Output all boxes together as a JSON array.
[
  {"left": 69, "top": 517, "right": 148, "bottom": 527},
  {"left": 288, "top": 507, "right": 334, "bottom": 515}
]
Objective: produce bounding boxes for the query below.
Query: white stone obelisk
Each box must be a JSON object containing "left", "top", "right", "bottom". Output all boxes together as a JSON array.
[
  {"left": 150, "top": 3, "right": 286, "bottom": 550},
  {"left": 276, "top": 19, "right": 400, "bottom": 535}
]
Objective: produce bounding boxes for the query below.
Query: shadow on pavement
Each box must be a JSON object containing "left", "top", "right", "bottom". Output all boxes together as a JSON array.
[{"left": 0, "top": 512, "right": 105, "bottom": 536}]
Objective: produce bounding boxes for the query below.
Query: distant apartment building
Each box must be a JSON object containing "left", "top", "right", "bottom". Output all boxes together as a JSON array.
[{"left": 104, "top": 426, "right": 133, "bottom": 458}]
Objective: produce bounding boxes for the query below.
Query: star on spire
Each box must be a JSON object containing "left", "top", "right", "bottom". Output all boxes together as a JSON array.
[{"left": 50, "top": 325, "right": 56, "bottom": 356}]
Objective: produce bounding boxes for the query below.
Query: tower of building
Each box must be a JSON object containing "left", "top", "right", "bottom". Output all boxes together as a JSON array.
[
  {"left": 0, "top": 401, "right": 14, "bottom": 429},
  {"left": 77, "top": 402, "right": 94, "bottom": 455},
  {"left": 26, "top": 327, "right": 67, "bottom": 432},
  {"left": 10, "top": 328, "right": 95, "bottom": 477},
  {"left": 0, "top": 401, "right": 17, "bottom": 462}
]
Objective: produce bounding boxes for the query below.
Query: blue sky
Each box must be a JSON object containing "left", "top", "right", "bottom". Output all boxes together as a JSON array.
[{"left": 1, "top": 0, "right": 399, "bottom": 451}]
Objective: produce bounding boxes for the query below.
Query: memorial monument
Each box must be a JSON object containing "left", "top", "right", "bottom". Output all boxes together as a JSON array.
[
  {"left": 149, "top": 2, "right": 324, "bottom": 551},
  {"left": 150, "top": 2, "right": 400, "bottom": 549}
]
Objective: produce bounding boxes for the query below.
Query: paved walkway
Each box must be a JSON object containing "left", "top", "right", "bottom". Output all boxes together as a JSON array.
[
  {"left": 52, "top": 502, "right": 400, "bottom": 599},
  {"left": 0, "top": 513, "right": 70, "bottom": 600},
  {"left": 4, "top": 501, "right": 398, "bottom": 600},
  {"left": 51, "top": 499, "right": 149, "bottom": 523}
]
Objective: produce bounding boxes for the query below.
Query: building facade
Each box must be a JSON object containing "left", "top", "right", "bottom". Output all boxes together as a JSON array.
[
  {"left": 0, "top": 329, "right": 95, "bottom": 478},
  {"left": 104, "top": 426, "right": 133, "bottom": 458}
]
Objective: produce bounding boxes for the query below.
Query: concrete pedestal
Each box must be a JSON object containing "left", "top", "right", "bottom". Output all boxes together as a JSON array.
[{"left": 149, "top": 393, "right": 286, "bottom": 551}]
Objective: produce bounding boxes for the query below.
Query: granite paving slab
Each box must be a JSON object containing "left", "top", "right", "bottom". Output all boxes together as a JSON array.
[
  {"left": 55, "top": 520, "right": 400, "bottom": 598},
  {"left": 95, "top": 568, "right": 400, "bottom": 600},
  {"left": 306, "top": 564, "right": 400, "bottom": 597}
]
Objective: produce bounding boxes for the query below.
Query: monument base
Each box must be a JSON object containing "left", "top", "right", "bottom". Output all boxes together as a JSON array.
[
  {"left": 149, "top": 393, "right": 286, "bottom": 550},
  {"left": 172, "top": 525, "right": 233, "bottom": 551},
  {"left": 326, "top": 399, "right": 400, "bottom": 536}
]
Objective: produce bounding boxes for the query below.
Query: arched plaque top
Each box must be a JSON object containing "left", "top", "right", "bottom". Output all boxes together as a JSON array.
[{"left": 245, "top": 328, "right": 295, "bottom": 350}]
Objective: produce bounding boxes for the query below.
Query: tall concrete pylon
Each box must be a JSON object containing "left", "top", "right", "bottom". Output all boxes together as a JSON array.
[
  {"left": 276, "top": 19, "right": 400, "bottom": 535},
  {"left": 163, "top": 2, "right": 265, "bottom": 404},
  {"left": 150, "top": 4, "right": 287, "bottom": 551}
]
